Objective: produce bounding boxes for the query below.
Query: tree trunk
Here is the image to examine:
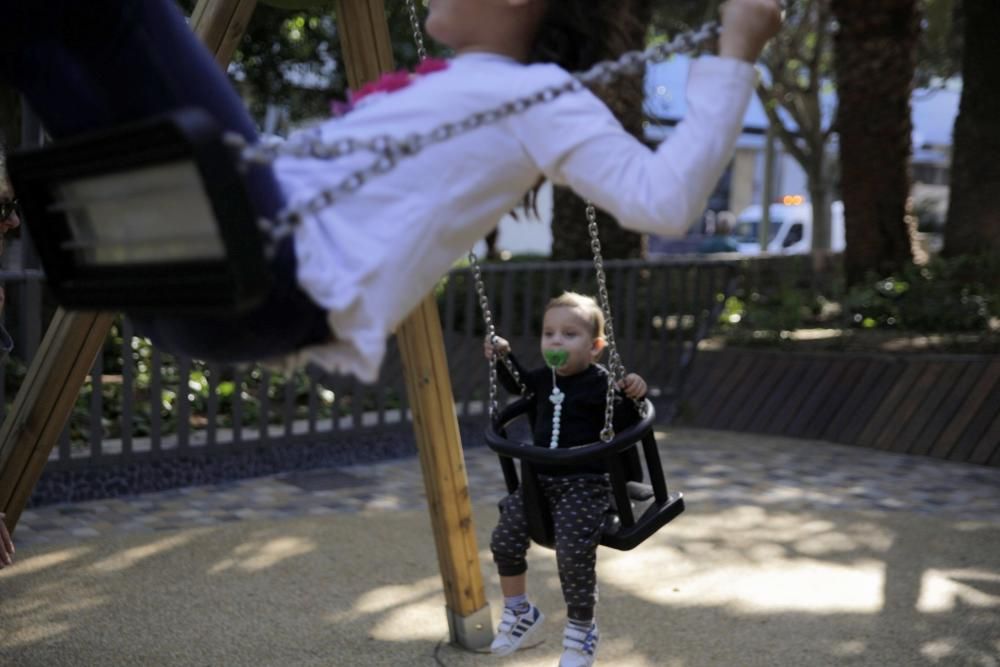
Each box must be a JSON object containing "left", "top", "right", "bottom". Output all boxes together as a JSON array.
[
  {"left": 550, "top": 1, "right": 651, "bottom": 261},
  {"left": 831, "top": 0, "right": 920, "bottom": 285},
  {"left": 943, "top": 1, "right": 1000, "bottom": 257},
  {"left": 809, "top": 181, "right": 831, "bottom": 245}
]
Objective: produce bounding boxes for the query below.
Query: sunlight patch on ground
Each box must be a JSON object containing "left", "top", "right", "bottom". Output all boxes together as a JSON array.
[
  {"left": 794, "top": 528, "right": 880, "bottom": 555},
  {"left": 321, "top": 575, "right": 444, "bottom": 632},
  {"left": 2, "top": 577, "right": 110, "bottom": 649},
  {"left": 917, "top": 569, "right": 1000, "bottom": 612},
  {"left": 366, "top": 596, "right": 450, "bottom": 642},
  {"left": 208, "top": 535, "right": 316, "bottom": 573},
  {"left": 1, "top": 620, "right": 72, "bottom": 648},
  {"left": 920, "top": 638, "right": 960, "bottom": 663},
  {"left": 339, "top": 576, "right": 449, "bottom": 642},
  {"left": 601, "top": 544, "right": 886, "bottom": 614},
  {"left": 829, "top": 640, "right": 867, "bottom": 657},
  {"left": 4, "top": 586, "right": 105, "bottom": 618},
  {"left": 599, "top": 505, "right": 901, "bottom": 615},
  {"left": 658, "top": 561, "right": 880, "bottom": 613},
  {"left": 352, "top": 575, "right": 442, "bottom": 614},
  {"left": 90, "top": 532, "right": 199, "bottom": 573},
  {"left": 45, "top": 596, "right": 106, "bottom": 616},
  {"left": 0, "top": 546, "right": 90, "bottom": 576}
]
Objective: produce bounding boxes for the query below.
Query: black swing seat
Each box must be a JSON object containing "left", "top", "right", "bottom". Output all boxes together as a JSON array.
[
  {"left": 7, "top": 108, "right": 271, "bottom": 315},
  {"left": 485, "top": 397, "right": 685, "bottom": 552}
]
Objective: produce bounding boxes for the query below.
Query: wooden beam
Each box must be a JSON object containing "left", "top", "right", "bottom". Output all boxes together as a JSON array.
[
  {"left": 397, "top": 299, "right": 492, "bottom": 647},
  {"left": 190, "top": 0, "right": 259, "bottom": 67},
  {"left": 336, "top": 0, "right": 395, "bottom": 84},
  {"left": 0, "top": 311, "right": 115, "bottom": 524},
  {"left": 0, "top": 0, "right": 259, "bottom": 534},
  {"left": 333, "top": 0, "right": 492, "bottom": 649}
]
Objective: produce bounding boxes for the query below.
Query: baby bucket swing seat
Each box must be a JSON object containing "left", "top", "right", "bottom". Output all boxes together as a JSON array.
[
  {"left": 486, "top": 395, "right": 685, "bottom": 551},
  {"left": 471, "top": 203, "right": 685, "bottom": 552}
]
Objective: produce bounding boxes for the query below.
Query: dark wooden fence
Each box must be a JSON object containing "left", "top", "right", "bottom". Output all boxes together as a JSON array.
[
  {"left": 2, "top": 256, "right": 734, "bottom": 476},
  {"left": 684, "top": 349, "right": 1000, "bottom": 467},
  {"left": 3, "top": 248, "right": 997, "bottom": 499}
]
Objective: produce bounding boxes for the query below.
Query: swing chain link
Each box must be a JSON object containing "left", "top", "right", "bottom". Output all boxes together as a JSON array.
[
  {"left": 468, "top": 250, "right": 526, "bottom": 420},
  {"left": 409, "top": 0, "right": 527, "bottom": 422},
  {"left": 235, "top": 21, "right": 721, "bottom": 244},
  {"left": 405, "top": 0, "right": 428, "bottom": 62},
  {"left": 586, "top": 203, "right": 621, "bottom": 442},
  {"left": 586, "top": 202, "right": 647, "bottom": 442}
]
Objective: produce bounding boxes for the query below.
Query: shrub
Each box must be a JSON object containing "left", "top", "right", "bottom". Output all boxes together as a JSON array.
[{"left": 844, "top": 254, "right": 1000, "bottom": 332}]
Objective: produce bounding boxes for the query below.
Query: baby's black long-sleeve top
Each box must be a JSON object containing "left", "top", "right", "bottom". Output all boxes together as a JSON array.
[{"left": 495, "top": 352, "right": 643, "bottom": 476}]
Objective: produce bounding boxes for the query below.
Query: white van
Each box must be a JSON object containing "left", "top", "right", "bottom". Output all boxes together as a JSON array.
[{"left": 728, "top": 198, "right": 845, "bottom": 255}]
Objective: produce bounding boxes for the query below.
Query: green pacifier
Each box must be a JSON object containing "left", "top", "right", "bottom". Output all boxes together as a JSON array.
[{"left": 543, "top": 349, "right": 569, "bottom": 369}]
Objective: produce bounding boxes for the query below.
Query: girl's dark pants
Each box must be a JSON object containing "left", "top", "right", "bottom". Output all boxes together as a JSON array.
[
  {"left": 491, "top": 474, "right": 611, "bottom": 621},
  {"left": 0, "top": 0, "right": 331, "bottom": 362}
]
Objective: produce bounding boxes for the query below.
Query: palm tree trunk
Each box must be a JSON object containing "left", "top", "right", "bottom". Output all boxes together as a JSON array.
[
  {"left": 943, "top": 1, "right": 1000, "bottom": 257},
  {"left": 831, "top": 0, "right": 920, "bottom": 285}
]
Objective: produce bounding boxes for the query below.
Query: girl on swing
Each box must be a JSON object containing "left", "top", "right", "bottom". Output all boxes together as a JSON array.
[
  {"left": 484, "top": 291, "right": 649, "bottom": 666},
  {"left": 0, "top": 0, "right": 782, "bottom": 383}
]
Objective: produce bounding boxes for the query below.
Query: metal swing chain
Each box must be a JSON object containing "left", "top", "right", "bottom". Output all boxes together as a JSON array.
[
  {"left": 233, "top": 21, "right": 722, "bottom": 248},
  {"left": 404, "top": 0, "right": 524, "bottom": 420},
  {"left": 405, "top": 0, "right": 428, "bottom": 61},
  {"left": 468, "top": 251, "right": 526, "bottom": 420},
  {"left": 586, "top": 201, "right": 647, "bottom": 442},
  {"left": 404, "top": 1, "right": 645, "bottom": 432}
]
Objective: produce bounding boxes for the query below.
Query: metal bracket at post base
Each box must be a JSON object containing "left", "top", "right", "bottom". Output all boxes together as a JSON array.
[{"left": 445, "top": 603, "right": 494, "bottom": 651}]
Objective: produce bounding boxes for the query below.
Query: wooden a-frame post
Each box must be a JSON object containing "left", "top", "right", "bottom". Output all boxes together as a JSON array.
[
  {"left": 333, "top": 0, "right": 492, "bottom": 649},
  {"left": 0, "top": 0, "right": 492, "bottom": 650}
]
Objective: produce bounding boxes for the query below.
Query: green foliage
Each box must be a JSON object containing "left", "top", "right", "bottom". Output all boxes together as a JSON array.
[
  {"left": 723, "top": 288, "right": 812, "bottom": 332},
  {"left": 175, "top": 0, "right": 447, "bottom": 125},
  {"left": 917, "top": 0, "right": 963, "bottom": 87},
  {"left": 716, "top": 254, "right": 1000, "bottom": 343},
  {"left": 844, "top": 255, "right": 1000, "bottom": 332},
  {"left": 37, "top": 318, "right": 347, "bottom": 449},
  {"left": 259, "top": 0, "right": 336, "bottom": 9}
]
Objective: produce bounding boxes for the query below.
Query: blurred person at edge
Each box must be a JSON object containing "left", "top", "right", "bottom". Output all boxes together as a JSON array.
[{"left": 0, "top": 146, "right": 21, "bottom": 569}]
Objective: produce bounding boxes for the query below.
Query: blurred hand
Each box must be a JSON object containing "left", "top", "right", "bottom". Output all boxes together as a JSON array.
[
  {"left": 618, "top": 373, "right": 647, "bottom": 400},
  {"left": 719, "top": 0, "right": 784, "bottom": 63},
  {"left": 483, "top": 335, "right": 511, "bottom": 360}
]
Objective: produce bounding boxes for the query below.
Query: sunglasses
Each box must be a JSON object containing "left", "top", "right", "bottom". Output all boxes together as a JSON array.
[{"left": 0, "top": 199, "right": 18, "bottom": 220}]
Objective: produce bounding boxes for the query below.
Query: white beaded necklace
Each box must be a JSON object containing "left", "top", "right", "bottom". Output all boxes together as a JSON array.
[
  {"left": 549, "top": 367, "right": 564, "bottom": 449},
  {"left": 543, "top": 349, "right": 570, "bottom": 449}
]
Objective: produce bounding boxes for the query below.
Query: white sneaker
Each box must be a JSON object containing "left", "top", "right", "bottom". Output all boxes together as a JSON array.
[
  {"left": 559, "top": 621, "right": 599, "bottom": 667},
  {"left": 490, "top": 604, "right": 545, "bottom": 656}
]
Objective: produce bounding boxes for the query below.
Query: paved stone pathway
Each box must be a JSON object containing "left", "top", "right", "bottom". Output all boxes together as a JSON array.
[{"left": 14, "top": 428, "right": 1000, "bottom": 546}]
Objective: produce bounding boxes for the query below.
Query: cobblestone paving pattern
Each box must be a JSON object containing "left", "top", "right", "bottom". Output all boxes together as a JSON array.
[{"left": 15, "top": 428, "right": 1000, "bottom": 546}]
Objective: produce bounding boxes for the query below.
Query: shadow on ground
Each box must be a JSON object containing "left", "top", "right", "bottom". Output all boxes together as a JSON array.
[{"left": 2, "top": 499, "right": 998, "bottom": 666}]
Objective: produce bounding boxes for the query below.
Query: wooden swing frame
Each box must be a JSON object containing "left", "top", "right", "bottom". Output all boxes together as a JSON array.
[{"left": 0, "top": 0, "right": 492, "bottom": 650}]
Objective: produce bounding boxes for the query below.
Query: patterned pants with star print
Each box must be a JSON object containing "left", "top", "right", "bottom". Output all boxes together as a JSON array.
[{"left": 490, "top": 473, "right": 611, "bottom": 614}]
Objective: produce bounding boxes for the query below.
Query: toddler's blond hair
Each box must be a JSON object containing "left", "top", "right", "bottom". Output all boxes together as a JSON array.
[{"left": 545, "top": 292, "right": 605, "bottom": 340}]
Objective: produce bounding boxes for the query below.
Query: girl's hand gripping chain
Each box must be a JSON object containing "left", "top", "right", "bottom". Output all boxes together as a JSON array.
[{"left": 718, "top": 0, "right": 784, "bottom": 63}]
